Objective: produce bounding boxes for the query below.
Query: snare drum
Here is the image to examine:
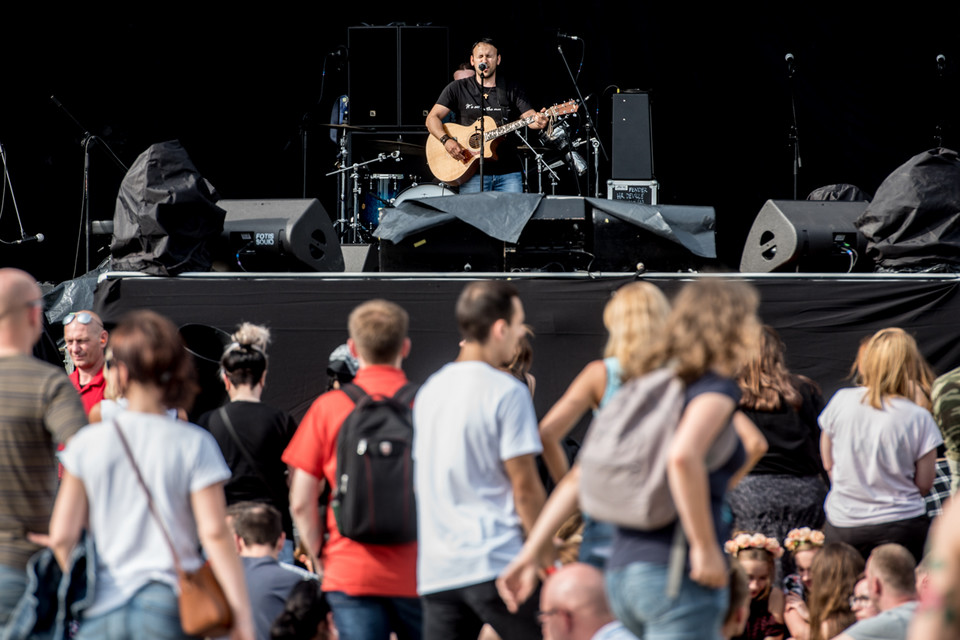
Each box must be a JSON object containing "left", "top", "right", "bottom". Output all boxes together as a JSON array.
[
  {"left": 361, "top": 174, "right": 404, "bottom": 227},
  {"left": 392, "top": 183, "right": 455, "bottom": 207}
]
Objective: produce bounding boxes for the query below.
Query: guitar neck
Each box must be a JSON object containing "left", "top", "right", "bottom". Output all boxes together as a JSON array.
[{"left": 484, "top": 114, "right": 538, "bottom": 141}]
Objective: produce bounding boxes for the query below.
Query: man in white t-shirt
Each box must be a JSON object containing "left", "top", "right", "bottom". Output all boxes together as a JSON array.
[
  {"left": 413, "top": 280, "right": 546, "bottom": 640},
  {"left": 835, "top": 544, "right": 918, "bottom": 640}
]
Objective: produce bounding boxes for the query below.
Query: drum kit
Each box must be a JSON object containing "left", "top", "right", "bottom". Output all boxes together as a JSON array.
[
  {"left": 324, "top": 125, "right": 454, "bottom": 243},
  {"left": 323, "top": 107, "right": 593, "bottom": 243}
]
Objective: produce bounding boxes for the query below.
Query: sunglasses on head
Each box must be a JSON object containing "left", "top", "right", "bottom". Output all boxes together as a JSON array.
[{"left": 63, "top": 312, "right": 94, "bottom": 326}]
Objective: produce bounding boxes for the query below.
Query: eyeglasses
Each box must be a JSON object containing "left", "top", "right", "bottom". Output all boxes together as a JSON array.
[
  {"left": 849, "top": 595, "right": 871, "bottom": 609},
  {"left": 537, "top": 609, "right": 570, "bottom": 625},
  {"left": 63, "top": 311, "right": 95, "bottom": 326}
]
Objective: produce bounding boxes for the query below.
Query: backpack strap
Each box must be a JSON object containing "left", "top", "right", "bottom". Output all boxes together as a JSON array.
[
  {"left": 340, "top": 383, "right": 368, "bottom": 405},
  {"left": 341, "top": 382, "right": 418, "bottom": 406}
]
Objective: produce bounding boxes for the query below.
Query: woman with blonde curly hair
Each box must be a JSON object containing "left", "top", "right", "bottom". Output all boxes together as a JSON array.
[
  {"left": 807, "top": 542, "right": 864, "bottom": 640},
  {"left": 602, "top": 279, "right": 762, "bottom": 639},
  {"left": 819, "top": 327, "right": 942, "bottom": 562}
]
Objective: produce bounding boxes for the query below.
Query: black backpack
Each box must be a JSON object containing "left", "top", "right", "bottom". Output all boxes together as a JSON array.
[{"left": 331, "top": 382, "right": 419, "bottom": 544}]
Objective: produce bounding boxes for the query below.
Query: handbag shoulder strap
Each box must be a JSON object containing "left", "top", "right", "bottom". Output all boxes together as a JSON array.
[
  {"left": 217, "top": 406, "right": 274, "bottom": 492},
  {"left": 112, "top": 419, "right": 183, "bottom": 572}
]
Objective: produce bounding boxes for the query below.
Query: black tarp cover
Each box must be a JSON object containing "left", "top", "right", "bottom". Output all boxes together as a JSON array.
[
  {"left": 375, "top": 194, "right": 717, "bottom": 259},
  {"left": 374, "top": 193, "right": 543, "bottom": 244},
  {"left": 855, "top": 148, "right": 960, "bottom": 272},
  {"left": 110, "top": 140, "right": 225, "bottom": 275},
  {"left": 586, "top": 199, "right": 717, "bottom": 259}
]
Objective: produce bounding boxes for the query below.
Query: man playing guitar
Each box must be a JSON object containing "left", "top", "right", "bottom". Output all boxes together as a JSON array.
[{"left": 425, "top": 38, "right": 549, "bottom": 192}]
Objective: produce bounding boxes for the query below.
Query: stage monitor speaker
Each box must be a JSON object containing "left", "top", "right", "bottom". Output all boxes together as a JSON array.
[
  {"left": 217, "top": 199, "right": 344, "bottom": 273},
  {"left": 612, "top": 92, "right": 653, "bottom": 180},
  {"left": 348, "top": 26, "right": 449, "bottom": 127},
  {"left": 740, "top": 199, "right": 869, "bottom": 273},
  {"left": 379, "top": 219, "right": 504, "bottom": 272}
]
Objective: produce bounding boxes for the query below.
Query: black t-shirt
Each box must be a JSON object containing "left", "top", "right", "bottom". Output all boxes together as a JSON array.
[
  {"left": 436, "top": 77, "right": 535, "bottom": 175},
  {"left": 745, "top": 381, "right": 826, "bottom": 477},
  {"left": 197, "top": 401, "right": 298, "bottom": 539}
]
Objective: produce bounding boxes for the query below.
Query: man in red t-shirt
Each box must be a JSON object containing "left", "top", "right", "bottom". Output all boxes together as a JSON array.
[
  {"left": 284, "top": 299, "right": 420, "bottom": 640},
  {"left": 64, "top": 310, "right": 108, "bottom": 414}
]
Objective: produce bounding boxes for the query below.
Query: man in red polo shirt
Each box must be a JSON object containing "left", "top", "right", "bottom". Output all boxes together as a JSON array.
[
  {"left": 285, "top": 299, "right": 420, "bottom": 640},
  {"left": 64, "top": 310, "right": 108, "bottom": 414}
]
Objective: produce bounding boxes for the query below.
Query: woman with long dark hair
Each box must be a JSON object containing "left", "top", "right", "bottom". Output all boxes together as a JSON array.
[
  {"left": 727, "top": 325, "right": 827, "bottom": 549},
  {"left": 48, "top": 310, "right": 254, "bottom": 640}
]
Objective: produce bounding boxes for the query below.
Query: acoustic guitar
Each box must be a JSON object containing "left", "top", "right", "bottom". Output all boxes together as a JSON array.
[{"left": 426, "top": 100, "right": 578, "bottom": 185}]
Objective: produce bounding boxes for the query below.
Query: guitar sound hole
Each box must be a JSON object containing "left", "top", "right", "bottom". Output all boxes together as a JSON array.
[{"left": 469, "top": 133, "right": 481, "bottom": 150}]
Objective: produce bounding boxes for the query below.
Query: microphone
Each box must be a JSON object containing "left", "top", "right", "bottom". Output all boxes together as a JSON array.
[
  {"left": 13, "top": 233, "right": 44, "bottom": 245},
  {"left": 785, "top": 53, "right": 795, "bottom": 67},
  {"left": 937, "top": 54, "right": 946, "bottom": 70},
  {"left": 558, "top": 32, "right": 581, "bottom": 41},
  {"left": 478, "top": 62, "right": 488, "bottom": 72}
]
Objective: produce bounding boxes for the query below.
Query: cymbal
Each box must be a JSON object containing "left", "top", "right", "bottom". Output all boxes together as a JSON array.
[
  {"left": 317, "top": 122, "right": 364, "bottom": 130},
  {"left": 367, "top": 139, "right": 425, "bottom": 156}
]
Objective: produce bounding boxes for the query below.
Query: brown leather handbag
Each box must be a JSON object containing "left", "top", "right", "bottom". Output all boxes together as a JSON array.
[{"left": 113, "top": 420, "right": 234, "bottom": 637}]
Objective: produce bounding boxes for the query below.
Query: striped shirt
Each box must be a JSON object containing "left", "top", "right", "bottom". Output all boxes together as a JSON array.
[{"left": 0, "top": 354, "right": 87, "bottom": 569}]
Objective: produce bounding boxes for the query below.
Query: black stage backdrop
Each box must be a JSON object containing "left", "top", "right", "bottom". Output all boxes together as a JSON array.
[
  {"left": 95, "top": 274, "right": 960, "bottom": 438},
  {"left": 3, "top": 5, "right": 960, "bottom": 281}
]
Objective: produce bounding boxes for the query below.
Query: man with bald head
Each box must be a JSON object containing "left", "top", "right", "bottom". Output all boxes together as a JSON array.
[
  {"left": 63, "top": 309, "right": 108, "bottom": 414},
  {"left": 0, "top": 269, "right": 87, "bottom": 624},
  {"left": 539, "top": 563, "right": 636, "bottom": 640}
]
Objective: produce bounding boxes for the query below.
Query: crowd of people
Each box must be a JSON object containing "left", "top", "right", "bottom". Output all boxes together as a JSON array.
[{"left": 1, "top": 264, "right": 959, "bottom": 640}]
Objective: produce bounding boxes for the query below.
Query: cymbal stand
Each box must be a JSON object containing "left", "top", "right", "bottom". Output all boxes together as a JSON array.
[
  {"left": 326, "top": 151, "right": 401, "bottom": 243},
  {"left": 512, "top": 130, "right": 560, "bottom": 195}
]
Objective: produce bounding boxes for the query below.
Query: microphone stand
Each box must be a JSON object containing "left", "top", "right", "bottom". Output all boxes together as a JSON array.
[
  {"left": 477, "top": 68, "right": 487, "bottom": 192},
  {"left": 934, "top": 54, "right": 946, "bottom": 148},
  {"left": 557, "top": 39, "right": 607, "bottom": 197},
  {"left": 786, "top": 58, "right": 801, "bottom": 200},
  {"left": 50, "top": 96, "right": 128, "bottom": 276}
]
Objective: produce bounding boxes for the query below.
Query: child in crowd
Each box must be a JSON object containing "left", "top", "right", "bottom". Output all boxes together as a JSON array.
[
  {"left": 783, "top": 527, "right": 826, "bottom": 639},
  {"left": 725, "top": 533, "right": 787, "bottom": 640}
]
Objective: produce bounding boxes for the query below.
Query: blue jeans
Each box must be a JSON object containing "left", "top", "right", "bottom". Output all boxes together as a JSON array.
[
  {"left": 76, "top": 582, "right": 191, "bottom": 640},
  {"left": 605, "top": 562, "right": 728, "bottom": 640},
  {"left": 325, "top": 590, "right": 422, "bottom": 640},
  {"left": 0, "top": 564, "right": 27, "bottom": 627},
  {"left": 459, "top": 172, "right": 523, "bottom": 193}
]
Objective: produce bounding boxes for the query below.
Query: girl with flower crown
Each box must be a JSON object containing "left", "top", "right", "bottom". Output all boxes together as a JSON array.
[
  {"left": 781, "top": 527, "right": 826, "bottom": 640},
  {"left": 725, "top": 533, "right": 787, "bottom": 640}
]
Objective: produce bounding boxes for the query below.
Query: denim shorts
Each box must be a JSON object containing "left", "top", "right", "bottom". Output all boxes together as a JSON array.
[{"left": 605, "top": 561, "right": 728, "bottom": 640}]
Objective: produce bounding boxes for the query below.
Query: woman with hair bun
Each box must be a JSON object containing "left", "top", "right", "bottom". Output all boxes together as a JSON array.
[
  {"left": 48, "top": 310, "right": 255, "bottom": 639},
  {"left": 197, "top": 322, "right": 299, "bottom": 564},
  {"left": 819, "top": 327, "right": 942, "bottom": 562}
]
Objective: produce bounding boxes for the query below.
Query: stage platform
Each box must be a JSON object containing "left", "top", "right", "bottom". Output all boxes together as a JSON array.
[{"left": 92, "top": 271, "right": 960, "bottom": 433}]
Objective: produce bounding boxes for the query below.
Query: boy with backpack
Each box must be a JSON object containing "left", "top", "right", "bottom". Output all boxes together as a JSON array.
[{"left": 284, "top": 299, "right": 421, "bottom": 640}]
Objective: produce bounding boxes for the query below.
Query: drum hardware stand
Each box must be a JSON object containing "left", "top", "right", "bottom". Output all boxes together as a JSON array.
[
  {"left": 512, "top": 130, "right": 560, "bottom": 195},
  {"left": 326, "top": 150, "right": 401, "bottom": 243},
  {"left": 556, "top": 40, "right": 607, "bottom": 197}
]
